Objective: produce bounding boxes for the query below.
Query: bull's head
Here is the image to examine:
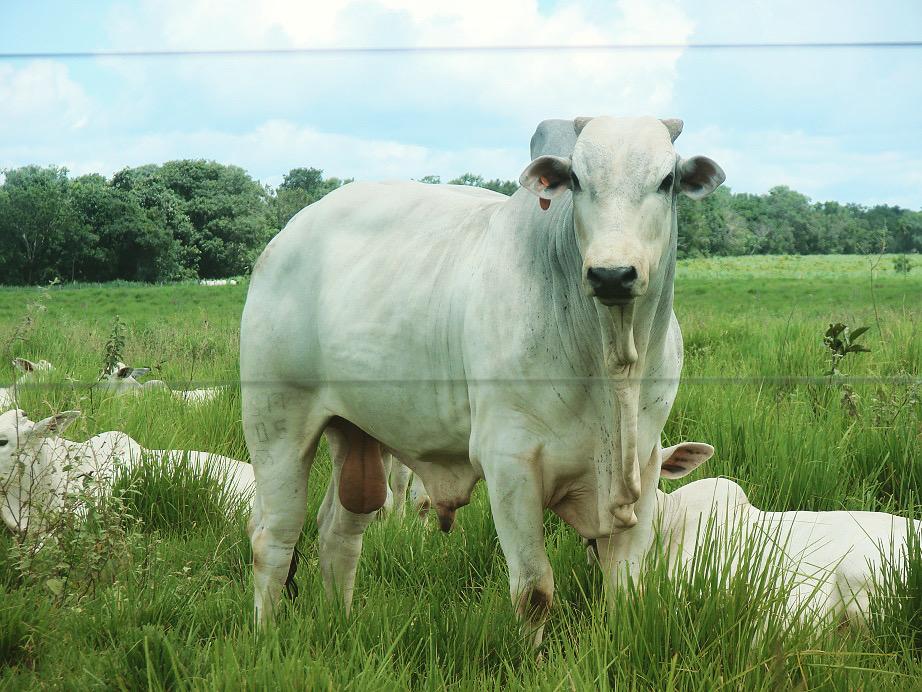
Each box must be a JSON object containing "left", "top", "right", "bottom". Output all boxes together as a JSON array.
[
  {"left": 519, "top": 116, "right": 724, "bottom": 527},
  {"left": 520, "top": 116, "right": 724, "bottom": 309}
]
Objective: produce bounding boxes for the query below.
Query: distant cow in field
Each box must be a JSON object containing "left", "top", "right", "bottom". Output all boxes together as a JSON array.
[
  {"left": 241, "top": 115, "right": 725, "bottom": 642},
  {"left": 0, "top": 408, "right": 253, "bottom": 537},
  {"left": 98, "top": 362, "right": 224, "bottom": 404},
  {"left": 649, "top": 442, "right": 921, "bottom": 627},
  {"left": 200, "top": 278, "right": 238, "bottom": 286}
]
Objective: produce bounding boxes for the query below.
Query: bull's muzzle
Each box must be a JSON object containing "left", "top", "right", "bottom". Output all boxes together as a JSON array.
[{"left": 586, "top": 265, "right": 638, "bottom": 305}]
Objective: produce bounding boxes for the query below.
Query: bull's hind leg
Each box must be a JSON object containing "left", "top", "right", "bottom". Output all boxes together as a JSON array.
[
  {"left": 317, "top": 418, "right": 387, "bottom": 614},
  {"left": 387, "top": 456, "right": 412, "bottom": 517},
  {"left": 243, "top": 388, "right": 326, "bottom": 625}
]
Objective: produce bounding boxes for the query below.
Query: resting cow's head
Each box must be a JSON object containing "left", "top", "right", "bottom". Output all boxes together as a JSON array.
[
  {"left": 0, "top": 408, "right": 80, "bottom": 482},
  {"left": 520, "top": 116, "right": 724, "bottom": 306},
  {"left": 12, "top": 358, "right": 53, "bottom": 376},
  {"left": 98, "top": 362, "right": 151, "bottom": 391}
]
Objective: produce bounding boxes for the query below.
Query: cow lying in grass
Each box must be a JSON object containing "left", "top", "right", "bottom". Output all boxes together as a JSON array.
[
  {"left": 0, "top": 408, "right": 253, "bottom": 536},
  {"left": 0, "top": 359, "right": 54, "bottom": 408},
  {"left": 630, "top": 442, "right": 922, "bottom": 627},
  {"left": 98, "top": 362, "right": 225, "bottom": 404}
]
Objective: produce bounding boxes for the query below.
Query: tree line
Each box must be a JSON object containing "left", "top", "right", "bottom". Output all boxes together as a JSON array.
[{"left": 0, "top": 162, "right": 919, "bottom": 285}]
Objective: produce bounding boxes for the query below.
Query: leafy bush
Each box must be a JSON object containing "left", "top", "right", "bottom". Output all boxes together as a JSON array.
[{"left": 894, "top": 255, "right": 914, "bottom": 274}]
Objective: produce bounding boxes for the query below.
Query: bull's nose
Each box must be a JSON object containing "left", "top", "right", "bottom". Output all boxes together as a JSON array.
[{"left": 586, "top": 266, "right": 638, "bottom": 303}]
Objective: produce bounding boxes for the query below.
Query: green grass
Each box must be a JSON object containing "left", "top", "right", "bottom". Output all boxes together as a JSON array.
[{"left": 0, "top": 255, "right": 920, "bottom": 689}]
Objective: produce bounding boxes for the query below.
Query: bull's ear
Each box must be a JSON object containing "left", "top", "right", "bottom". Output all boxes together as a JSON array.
[
  {"left": 519, "top": 155, "right": 572, "bottom": 210},
  {"left": 31, "top": 410, "right": 81, "bottom": 436},
  {"left": 678, "top": 156, "right": 725, "bottom": 200},
  {"left": 128, "top": 368, "right": 150, "bottom": 379},
  {"left": 660, "top": 442, "right": 714, "bottom": 479}
]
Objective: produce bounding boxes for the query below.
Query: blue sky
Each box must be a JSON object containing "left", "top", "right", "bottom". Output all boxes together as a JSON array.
[{"left": 1, "top": 0, "right": 920, "bottom": 207}]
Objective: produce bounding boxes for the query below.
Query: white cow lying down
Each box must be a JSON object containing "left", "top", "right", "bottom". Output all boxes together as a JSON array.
[
  {"left": 98, "top": 362, "right": 225, "bottom": 404},
  {"left": 0, "top": 408, "right": 254, "bottom": 536},
  {"left": 0, "top": 359, "right": 54, "bottom": 408},
  {"left": 645, "top": 442, "right": 921, "bottom": 626}
]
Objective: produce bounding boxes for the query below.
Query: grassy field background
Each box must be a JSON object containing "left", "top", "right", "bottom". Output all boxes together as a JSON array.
[{"left": 0, "top": 254, "right": 920, "bottom": 689}]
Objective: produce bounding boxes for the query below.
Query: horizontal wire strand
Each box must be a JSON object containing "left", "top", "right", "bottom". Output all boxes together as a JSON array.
[{"left": 2, "top": 40, "right": 921, "bottom": 61}]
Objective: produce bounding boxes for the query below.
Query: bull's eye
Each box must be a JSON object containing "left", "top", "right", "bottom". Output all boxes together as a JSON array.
[
  {"left": 570, "top": 171, "right": 581, "bottom": 192},
  {"left": 0, "top": 439, "right": 7, "bottom": 447},
  {"left": 658, "top": 172, "right": 674, "bottom": 193}
]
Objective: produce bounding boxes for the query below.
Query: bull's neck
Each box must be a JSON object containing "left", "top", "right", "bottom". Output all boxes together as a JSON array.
[{"left": 532, "top": 192, "right": 677, "bottom": 376}]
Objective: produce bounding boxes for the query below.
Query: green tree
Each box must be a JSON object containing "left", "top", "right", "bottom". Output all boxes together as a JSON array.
[
  {"left": 448, "top": 173, "right": 518, "bottom": 196},
  {"left": 270, "top": 167, "right": 350, "bottom": 229},
  {"left": 0, "top": 166, "right": 78, "bottom": 284},
  {"left": 68, "top": 174, "right": 186, "bottom": 282},
  {"left": 157, "top": 160, "right": 275, "bottom": 277}
]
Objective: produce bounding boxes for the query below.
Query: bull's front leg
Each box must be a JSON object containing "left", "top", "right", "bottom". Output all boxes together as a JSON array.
[
  {"left": 594, "top": 447, "right": 660, "bottom": 593},
  {"left": 480, "top": 438, "right": 554, "bottom": 649}
]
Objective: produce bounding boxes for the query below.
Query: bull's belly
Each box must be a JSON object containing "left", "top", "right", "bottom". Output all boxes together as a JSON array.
[{"left": 324, "top": 379, "right": 473, "bottom": 461}]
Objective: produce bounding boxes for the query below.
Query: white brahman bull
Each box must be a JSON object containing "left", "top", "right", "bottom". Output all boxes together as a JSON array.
[
  {"left": 240, "top": 116, "right": 724, "bottom": 642},
  {"left": 98, "top": 362, "right": 224, "bottom": 404},
  {"left": 0, "top": 359, "right": 54, "bottom": 408},
  {"left": 650, "top": 442, "right": 921, "bottom": 627},
  {"left": 0, "top": 408, "right": 253, "bottom": 536}
]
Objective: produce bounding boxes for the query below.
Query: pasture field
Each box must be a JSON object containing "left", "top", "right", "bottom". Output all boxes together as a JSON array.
[{"left": 0, "top": 255, "right": 920, "bottom": 690}]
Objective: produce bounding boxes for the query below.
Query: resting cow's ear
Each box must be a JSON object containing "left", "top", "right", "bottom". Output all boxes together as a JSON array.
[
  {"left": 678, "top": 156, "right": 725, "bottom": 200},
  {"left": 12, "top": 358, "right": 35, "bottom": 373},
  {"left": 129, "top": 368, "right": 150, "bottom": 379},
  {"left": 31, "top": 410, "right": 81, "bottom": 437},
  {"left": 660, "top": 442, "right": 714, "bottom": 479},
  {"left": 519, "top": 155, "right": 573, "bottom": 210}
]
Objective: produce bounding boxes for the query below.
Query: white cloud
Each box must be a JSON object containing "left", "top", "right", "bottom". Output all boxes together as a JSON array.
[
  {"left": 0, "top": 62, "right": 93, "bottom": 135},
  {"left": 105, "top": 0, "right": 695, "bottom": 125}
]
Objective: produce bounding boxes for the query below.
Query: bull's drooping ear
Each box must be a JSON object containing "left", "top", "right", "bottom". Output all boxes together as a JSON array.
[
  {"left": 660, "top": 442, "right": 714, "bottom": 479},
  {"left": 661, "top": 118, "right": 683, "bottom": 143},
  {"left": 31, "top": 410, "right": 81, "bottom": 437},
  {"left": 12, "top": 358, "right": 35, "bottom": 373},
  {"left": 678, "top": 156, "right": 725, "bottom": 200},
  {"left": 519, "top": 155, "right": 572, "bottom": 211}
]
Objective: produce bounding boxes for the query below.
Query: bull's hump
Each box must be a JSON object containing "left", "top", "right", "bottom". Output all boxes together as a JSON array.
[{"left": 321, "top": 180, "right": 507, "bottom": 214}]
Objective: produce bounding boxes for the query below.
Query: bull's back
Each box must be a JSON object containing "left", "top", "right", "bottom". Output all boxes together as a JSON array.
[
  {"left": 243, "top": 182, "right": 502, "bottom": 382},
  {"left": 241, "top": 182, "right": 506, "bottom": 455}
]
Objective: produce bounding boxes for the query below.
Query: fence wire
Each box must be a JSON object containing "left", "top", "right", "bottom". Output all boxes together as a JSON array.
[{"left": 2, "top": 40, "right": 921, "bottom": 61}]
